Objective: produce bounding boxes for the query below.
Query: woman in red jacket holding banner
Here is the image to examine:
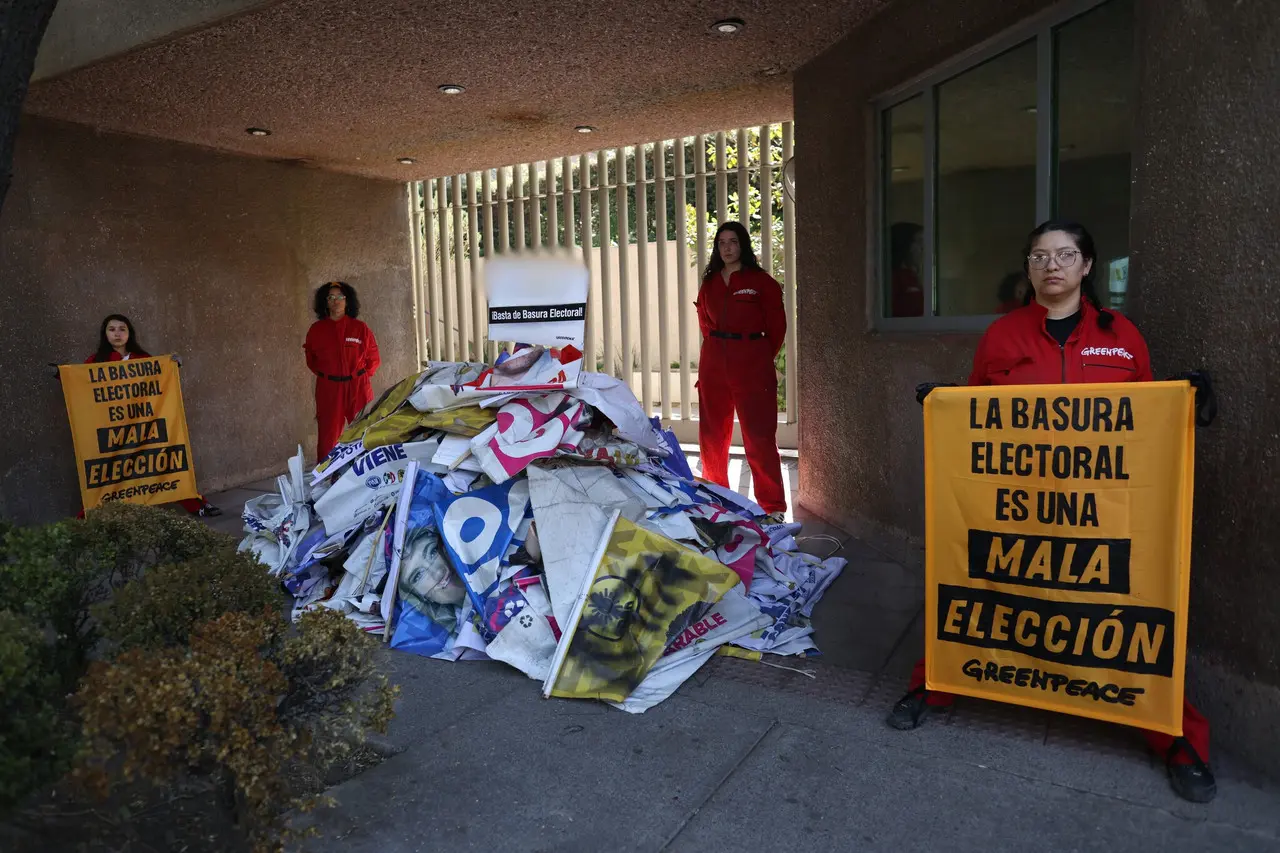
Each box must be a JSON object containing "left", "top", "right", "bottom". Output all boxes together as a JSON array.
[
  {"left": 305, "top": 282, "right": 381, "bottom": 463},
  {"left": 75, "top": 314, "right": 221, "bottom": 518},
  {"left": 888, "top": 221, "right": 1215, "bottom": 804}
]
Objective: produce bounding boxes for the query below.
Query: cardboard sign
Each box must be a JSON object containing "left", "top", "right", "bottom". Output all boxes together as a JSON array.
[
  {"left": 59, "top": 356, "right": 200, "bottom": 510},
  {"left": 484, "top": 253, "right": 588, "bottom": 348},
  {"left": 923, "top": 382, "right": 1195, "bottom": 735}
]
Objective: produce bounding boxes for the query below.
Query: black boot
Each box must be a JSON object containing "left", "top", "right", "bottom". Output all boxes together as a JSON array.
[
  {"left": 886, "top": 685, "right": 933, "bottom": 731},
  {"left": 1166, "top": 737, "right": 1217, "bottom": 803}
]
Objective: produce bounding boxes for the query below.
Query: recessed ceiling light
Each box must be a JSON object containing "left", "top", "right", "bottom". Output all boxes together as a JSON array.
[
  {"left": 575, "top": 125, "right": 596, "bottom": 134},
  {"left": 397, "top": 157, "right": 417, "bottom": 164},
  {"left": 438, "top": 84, "right": 465, "bottom": 95},
  {"left": 712, "top": 18, "right": 745, "bottom": 34},
  {"left": 245, "top": 127, "right": 271, "bottom": 136}
]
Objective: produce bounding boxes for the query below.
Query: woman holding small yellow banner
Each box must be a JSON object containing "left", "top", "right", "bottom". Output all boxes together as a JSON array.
[
  {"left": 887, "top": 221, "right": 1216, "bottom": 804},
  {"left": 63, "top": 315, "right": 221, "bottom": 519}
]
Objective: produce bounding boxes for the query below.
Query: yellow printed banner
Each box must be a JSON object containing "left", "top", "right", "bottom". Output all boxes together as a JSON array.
[
  {"left": 923, "top": 382, "right": 1195, "bottom": 735},
  {"left": 59, "top": 356, "right": 199, "bottom": 510}
]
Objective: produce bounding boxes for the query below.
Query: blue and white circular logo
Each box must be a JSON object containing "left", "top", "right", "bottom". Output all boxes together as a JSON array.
[{"left": 365, "top": 476, "right": 381, "bottom": 489}]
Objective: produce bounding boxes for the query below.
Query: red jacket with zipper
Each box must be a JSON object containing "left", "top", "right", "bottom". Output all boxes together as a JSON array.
[
  {"left": 969, "top": 300, "right": 1152, "bottom": 386},
  {"left": 695, "top": 267, "right": 787, "bottom": 369}
]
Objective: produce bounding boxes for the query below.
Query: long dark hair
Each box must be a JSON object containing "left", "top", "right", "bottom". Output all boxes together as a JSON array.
[
  {"left": 702, "top": 222, "right": 762, "bottom": 282},
  {"left": 94, "top": 314, "right": 146, "bottom": 362},
  {"left": 1022, "top": 220, "right": 1113, "bottom": 330},
  {"left": 314, "top": 281, "right": 360, "bottom": 320}
]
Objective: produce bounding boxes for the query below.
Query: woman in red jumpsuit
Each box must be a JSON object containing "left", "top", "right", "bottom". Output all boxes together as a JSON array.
[
  {"left": 74, "top": 314, "right": 221, "bottom": 517},
  {"left": 695, "top": 222, "right": 788, "bottom": 522},
  {"left": 886, "top": 220, "right": 1216, "bottom": 803},
  {"left": 305, "top": 282, "right": 381, "bottom": 462}
]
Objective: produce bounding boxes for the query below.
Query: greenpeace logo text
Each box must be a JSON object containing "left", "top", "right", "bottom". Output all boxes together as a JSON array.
[
  {"left": 733, "top": 288, "right": 758, "bottom": 296},
  {"left": 1080, "top": 347, "right": 1133, "bottom": 360}
]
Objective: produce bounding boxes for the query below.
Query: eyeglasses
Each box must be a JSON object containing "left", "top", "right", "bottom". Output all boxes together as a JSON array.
[
  {"left": 327, "top": 294, "right": 346, "bottom": 302},
  {"left": 1027, "top": 249, "right": 1081, "bottom": 270}
]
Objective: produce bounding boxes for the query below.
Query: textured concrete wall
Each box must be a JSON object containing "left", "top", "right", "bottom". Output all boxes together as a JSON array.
[
  {"left": 796, "top": 0, "right": 1280, "bottom": 771},
  {"left": 1126, "top": 0, "right": 1280, "bottom": 717},
  {"left": 0, "top": 117, "right": 415, "bottom": 522},
  {"left": 794, "top": 0, "right": 1056, "bottom": 567}
]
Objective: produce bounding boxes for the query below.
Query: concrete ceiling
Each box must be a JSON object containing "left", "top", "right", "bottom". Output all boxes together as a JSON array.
[{"left": 24, "top": 0, "right": 891, "bottom": 181}]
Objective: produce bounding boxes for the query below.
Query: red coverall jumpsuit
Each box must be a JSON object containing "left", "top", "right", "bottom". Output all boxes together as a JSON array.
[
  {"left": 908, "top": 299, "right": 1210, "bottom": 765},
  {"left": 304, "top": 316, "right": 380, "bottom": 462},
  {"left": 695, "top": 267, "right": 788, "bottom": 515},
  {"left": 81, "top": 350, "right": 208, "bottom": 515}
]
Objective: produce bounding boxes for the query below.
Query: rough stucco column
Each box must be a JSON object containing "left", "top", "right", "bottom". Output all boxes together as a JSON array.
[
  {"left": 1128, "top": 0, "right": 1280, "bottom": 771},
  {"left": 0, "top": 0, "right": 60, "bottom": 215}
]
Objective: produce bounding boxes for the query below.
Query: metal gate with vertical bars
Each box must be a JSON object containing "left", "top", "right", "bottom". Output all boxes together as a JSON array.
[{"left": 406, "top": 122, "right": 798, "bottom": 448}]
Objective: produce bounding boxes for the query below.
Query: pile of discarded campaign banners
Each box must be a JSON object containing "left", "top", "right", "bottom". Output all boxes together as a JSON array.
[{"left": 240, "top": 344, "right": 845, "bottom": 712}]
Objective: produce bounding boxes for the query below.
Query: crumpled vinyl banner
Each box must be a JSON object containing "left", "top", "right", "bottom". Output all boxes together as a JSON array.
[
  {"left": 528, "top": 463, "right": 648, "bottom": 630},
  {"left": 312, "top": 372, "right": 424, "bottom": 484},
  {"left": 433, "top": 478, "right": 532, "bottom": 613},
  {"left": 391, "top": 598, "right": 458, "bottom": 658},
  {"left": 239, "top": 446, "right": 311, "bottom": 575},
  {"left": 565, "top": 372, "right": 663, "bottom": 452},
  {"left": 484, "top": 254, "right": 589, "bottom": 349},
  {"left": 409, "top": 349, "right": 582, "bottom": 413},
  {"left": 544, "top": 515, "right": 742, "bottom": 704},
  {"left": 486, "top": 582, "right": 559, "bottom": 680},
  {"left": 388, "top": 470, "right": 461, "bottom": 658},
  {"left": 416, "top": 406, "right": 497, "bottom": 437},
  {"left": 648, "top": 417, "right": 693, "bottom": 480},
  {"left": 687, "top": 503, "right": 770, "bottom": 592},
  {"left": 313, "top": 439, "right": 442, "bottom": 535},
  {"left": 609, "top": 586, "right": 770, "bottom": 713},
  {"left": 471, "top": 393, "right": 589, "bottom": 484},
  {"left": 565, "top": 432, "right": 647, "bottom": 468}
]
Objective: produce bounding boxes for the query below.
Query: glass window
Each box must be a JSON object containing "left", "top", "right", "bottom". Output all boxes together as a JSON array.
[
  {"left": 937, "top": 41, "right": 1037, "bottom": 317},
  {"left": 1056, "top": 0, "right": 1135, "bottom": 311},
  {"left": 883, "top": 96, "right": 927, "bottom": 318},
  {"left": 877, "top": 0, "right": 1133, "bottom": 324}
]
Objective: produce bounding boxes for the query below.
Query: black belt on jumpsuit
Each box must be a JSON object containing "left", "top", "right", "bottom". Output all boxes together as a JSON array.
[
  {"left": 324, "top": 368, "right": 367, "bottom": 382},
  {"left": 710, "top": 331, "right": 766, "bottom": 340}
]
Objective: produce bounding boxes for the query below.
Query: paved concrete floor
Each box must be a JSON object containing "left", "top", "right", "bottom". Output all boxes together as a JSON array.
[{"left": 206, "top": 458, "right": 1280, "bottom": 853}]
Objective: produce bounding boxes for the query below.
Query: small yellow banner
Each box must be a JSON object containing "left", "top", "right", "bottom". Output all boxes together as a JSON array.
[
  {"left": 59, "top": 356, "right": 200, "bottom": 511},
  {"left": 924, "top": 382, "right": 1194, "bottom": 735}
]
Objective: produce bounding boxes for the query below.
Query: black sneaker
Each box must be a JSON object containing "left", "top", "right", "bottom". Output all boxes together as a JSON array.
[
  {"left": 1167, "top": 738, "right": 1217, "bottom": 803},
  {"left": 197, "top": 503, "right": 223, "bottom": 518},
  {"left": 886, "top": 686, "right": 933, "bottom": 731}
]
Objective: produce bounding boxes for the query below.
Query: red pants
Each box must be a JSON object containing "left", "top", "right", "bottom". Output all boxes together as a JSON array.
[
  {"left": 315, "top": 377, "right": 368, "bottom": 462},
  {"left": 697, "top": 355, "right": 786, "bottom": 514},
  {"left": 907, "top": 657, "right": 1210, "bottom": 764}
]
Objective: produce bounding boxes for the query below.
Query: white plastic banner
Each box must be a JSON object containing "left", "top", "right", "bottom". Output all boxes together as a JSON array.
[{"left": 483, "top": 254, "right": 588, "bottom": 349}]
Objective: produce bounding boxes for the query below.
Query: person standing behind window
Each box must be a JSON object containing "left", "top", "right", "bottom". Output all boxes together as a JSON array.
[{"left": 304, "top": 282, "right": 381, "bottom": 462}]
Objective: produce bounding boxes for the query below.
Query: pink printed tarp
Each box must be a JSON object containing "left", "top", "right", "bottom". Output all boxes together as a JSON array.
[{"left": 471, "top": 393, "right": 589, "bottom": 484}]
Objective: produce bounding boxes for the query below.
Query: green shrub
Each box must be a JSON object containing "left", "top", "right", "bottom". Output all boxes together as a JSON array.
[
  {"left": 97, "top": 551, "right": 283, "bottom": 653},
  {"left": 0, "top": 610, "right": 73, "bottom": 815},
  {"left": 0, "top": 503, "right": 236, "bottom": 683},
  {"left": 75, "top": 609, "right": 398, "bottom": 853}
]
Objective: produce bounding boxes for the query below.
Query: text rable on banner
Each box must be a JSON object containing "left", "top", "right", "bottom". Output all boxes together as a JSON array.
[
  {"left": 59, "top": 356, "right": 200, "bottom": 510},
  {"left": 923, "top": 382, "right": 1196, "bottom": 736}
]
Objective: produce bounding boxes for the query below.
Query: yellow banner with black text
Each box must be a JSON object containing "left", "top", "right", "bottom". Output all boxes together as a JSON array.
[
  {"left": 58, "top": 356, "right": 200, "bottom": 511},
  {"left": 924, "top": 382, "right": 1195, "bottom": 735}
]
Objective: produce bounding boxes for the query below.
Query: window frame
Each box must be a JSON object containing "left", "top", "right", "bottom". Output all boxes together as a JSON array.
[{"left": 871, "top": 0, "right": 1124, "bottom": 332}]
